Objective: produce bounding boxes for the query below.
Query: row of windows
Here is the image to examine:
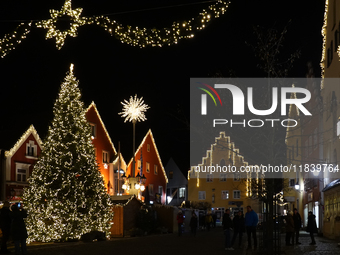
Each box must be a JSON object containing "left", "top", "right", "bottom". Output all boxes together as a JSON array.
[
  {"left": 206, "top": 173, "right": 240, "bottom": 182},
  {"left": 137, "top": 160, "right": 158, "bottom": 174},
  {"left": 198, "top": 190, "right": 241, "bottom": 200},
  {"left": 326, "top": 21, "right": 340, "bottom": 68},
  {"left": 149, "top": 184, "right": 163, "bottom": 196}
]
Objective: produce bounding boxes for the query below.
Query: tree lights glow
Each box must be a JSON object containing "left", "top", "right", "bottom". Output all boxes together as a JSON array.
[
  {"left": 0, "top": 0, "right": 230, "bottom": 57},
  {"left": 23, "top": 64, "right": 113, "bottom": 243},
  {"left": 119, "top": 95, "right": 150, "bottom": 123}
]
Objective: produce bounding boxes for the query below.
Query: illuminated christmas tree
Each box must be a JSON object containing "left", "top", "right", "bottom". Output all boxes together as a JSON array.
[{"left": 23, "top": 64, "right": 112, "bottom": 242}]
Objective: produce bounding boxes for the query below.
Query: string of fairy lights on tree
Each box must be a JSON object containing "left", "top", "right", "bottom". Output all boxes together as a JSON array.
[{"left": 0, "top": 0, "right": 230, "bottom": 57}]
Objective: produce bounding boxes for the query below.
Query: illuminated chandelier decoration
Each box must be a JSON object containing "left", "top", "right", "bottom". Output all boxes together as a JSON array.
[
  {"left": 119, "top": 95, "right": 150, "bottom": 123},
  {"left": 0, "top": 0, "right": 230, "bottom": 57}
]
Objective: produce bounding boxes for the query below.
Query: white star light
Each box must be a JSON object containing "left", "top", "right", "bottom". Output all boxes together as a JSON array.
[
  {"left": 36, "top": 0, "right": 86, "bottom": 49},
  {"left": 119, "top": 95, "right": 150, "bottom": 123}
]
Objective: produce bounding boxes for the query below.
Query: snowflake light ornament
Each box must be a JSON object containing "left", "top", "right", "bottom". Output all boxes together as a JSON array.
[
  {"left": 119, "top": 95, "right": 150, "bottom": 123},
  {"left": 36, "top": 0, "right": 86, "bottom": 49}
]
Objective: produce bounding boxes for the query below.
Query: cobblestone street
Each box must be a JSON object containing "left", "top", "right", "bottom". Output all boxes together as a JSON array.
[{"left": 6, "top": 228, "right": 340, "bottom": 255}]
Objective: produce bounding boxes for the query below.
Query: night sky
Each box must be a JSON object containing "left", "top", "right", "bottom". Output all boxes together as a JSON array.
[{"left": 0, "top": 0, "right": 325, "bottom": 173}]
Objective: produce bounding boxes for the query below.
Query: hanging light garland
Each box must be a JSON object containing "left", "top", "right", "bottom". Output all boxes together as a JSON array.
[{"left": 0, "top": 0, "right": 230, "bottom": 58}]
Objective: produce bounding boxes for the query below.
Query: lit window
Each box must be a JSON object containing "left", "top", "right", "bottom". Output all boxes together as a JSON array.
[
  {"left": 102, "top": 151, "right": 109, "bottom": 163},
  {"left": 158, "top": 186, "right": 163, "bottom": 195},
  {"left": 179, "top": 187, "right": 186, "bottom": 198},
  {"left": 154, "top": 165, "right": 158, "bottom": 175},
  {"left": 26, "top": 140, "right": 37, "bottom": 157},
  {"left": 198, "top": 191, "right": 206, "bottom": 200},
  {"left": 233, "top": 190, "right": 241, "bottom": 199},
  {"left": 15, "top": 162, "right": 30, "bottom": 183},
  {"left": 146, "top": 162, "right": 150, "bottom": 173},
  {"left": 221, "top": 190, "right": 229, "bottom": 199},
  {"left": 90, "top": 123, "right": 96, "bottom": 139},
  {"left": 206, "top": 174, "right": 213, "bottom": 182},
  {"left": 137, "top": 160, "right": 141, "bottom": 169},
  {"left": 147, "top": 144, "right": 150, "bottom": 152}
]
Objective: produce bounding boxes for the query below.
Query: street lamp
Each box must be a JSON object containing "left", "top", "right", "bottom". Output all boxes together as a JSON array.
[{"left": 119, "top": 95, "right": 149, "bottom": 197}]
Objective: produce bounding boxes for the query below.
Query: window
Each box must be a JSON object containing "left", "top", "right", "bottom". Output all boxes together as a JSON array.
[
  {"left": 179, "top": 187, "right": 186, "bottom": 198},
  {"left": 233, "top": 173, "right": 240, "bottom": 181},
  {"left": 220, "top": 173, "right": 227, "bottom": 182},
  {"left": 147, "top": 144, "right": 150, "bottom": 152},
  {"left": 154, "top": 165, "right": 158, "bottom": 175},
  {"left": 198, "top": 191, "right": 206, "bottom": 200},
  {"left": 146, "top": 162, "right": 150, "bottom": 173},
  {"left": 206, "top": 174, "right": 213, "bottom": 182},
  {"left": 15, "top": 162, "right": 30, "bottom": 182},
  {"left": 233, "top": 190, "right": 241, "bottom": 199},
  {"left": 90, "top": 123, "right": 96, "bottom": 139},
  {"left": 169, "top": 171, "right": 173, "bottom": 179},
  {"left": 149, "top": 184, "right": 154, "bottom": 195},
  {"left": 102, "top": 151, "right": 109, "bottom": 163},
  {"left": 26, "top": 140, "right": 37, "bottom": 157},
  {"left": 137, "top": 160, "right": 141, "bottom": 170},
  {"left": 289, "top": 178, "right": 295, "bottom": 187},
  {"left": 221, "top": 190, "right": 229, "bottom": 199},
  {"left": 158, "top": 186, "right": 163, "bottom": 195},
  {"left": 17, "top": 169, "right": 27, "bottom": 182}
]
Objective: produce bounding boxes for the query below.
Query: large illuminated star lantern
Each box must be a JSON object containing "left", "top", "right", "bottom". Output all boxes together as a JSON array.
[
  {"left": 119, "top": 95, "right": 150, "bottom": 123},
  {"left": 36, "top": 0, "right": 86, "bottom": 49}
]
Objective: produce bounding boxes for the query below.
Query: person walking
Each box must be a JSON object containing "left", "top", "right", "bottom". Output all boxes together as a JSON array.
[
  {"left": 212, "top": 212, "right": 217, "bottom": 228},
  {"left": 231, "top": 211, "right": 245, "bottom": 248},
  {"left": 10, "top": 203, "right": 28, "bottom": 255},
  {"left": 177, "top": 210, "right": 184, "bottom": 236},
  {"left": 222, "top": 209, "right": 234, "bottom": 251},
  {"left": 189, "top": 211, "right": 198, "bottom": 236},
  {"left": 307, "top": 211, "right": 317, "bottom": 245},
  {"left": 205, "top": 213, "right": 212, "bottom": 231},
  {"left": 0, "top": 201, "right": 11, "bottom": 254},
  {"left": 293, "top": 208, "right": 302, "bottom": 245},
  {"left": 285, "top": 211, "right": 295, "bottom": 246},
  {"left": 245, "top": 205, "right": 258, "bottom": 250}
]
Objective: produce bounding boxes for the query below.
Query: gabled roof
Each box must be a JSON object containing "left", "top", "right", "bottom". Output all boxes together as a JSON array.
[
  {"left": 5, "top": 125, "right": 43, "bottom": 157},
  {"left": 165, "top": 158, "right": 187, "bottom": 185},
  {"left": 127, "top": 129, "right": 168, "bottom": 183},
  {"left": 86, "top": 102, "right": 117, "bottom": 155}
]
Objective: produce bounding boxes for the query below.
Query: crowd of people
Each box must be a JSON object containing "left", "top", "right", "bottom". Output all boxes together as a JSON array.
[
  {"left": 177, "top": 206, "right": 319, "bottom": 251},
  {"left": 0, "top": 201, "right": 28, "bottom": 255}
]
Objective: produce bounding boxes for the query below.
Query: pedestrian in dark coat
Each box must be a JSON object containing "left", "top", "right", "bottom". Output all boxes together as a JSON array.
[
  {"left": 222, "top": 209, "right": 234, "bottom": 250},
  {"left": 189, "top": 212, "right": 198, "bottom": 236},
  {"left": 0, "top": 201, "right": 11, "bottom": 254},
  {"left": 293, "top": 208, "right": 302, "bottom": 244},
  {"left": 245, "top": 205, "right": 258, "bottom": 250},
  {"left": 306, "top": 211, "right": 317, "bottom": 245},
  {"left": 285, "top": 211, "right": 294, "bottom": 246},
  {"left": 176, "top": 211, "right": 184, "bottom": 236},
  {"left": 10, "top": 204, "right": 28, "bottom": 255},
  {"left": 231, "top": 211, "right": 245, "bottom": 247}
]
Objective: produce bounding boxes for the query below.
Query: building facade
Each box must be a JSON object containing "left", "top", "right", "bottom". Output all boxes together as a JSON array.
[
  {"left": 165, "top": 158, "right": 187, "bottom": 206},
  {"left": 188, "top": 132, "right": 260, "bottom": 222}
]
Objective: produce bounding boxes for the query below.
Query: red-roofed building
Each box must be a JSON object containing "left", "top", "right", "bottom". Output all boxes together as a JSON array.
[
  {"left": 86, "top": 102, "right": 119, "bottom": 195},
  {"left": 2, "top": 125, "right": 43, "bottom": 201},
  {"left": 125, "top": 130, "right": 168, "bottom": 204}
]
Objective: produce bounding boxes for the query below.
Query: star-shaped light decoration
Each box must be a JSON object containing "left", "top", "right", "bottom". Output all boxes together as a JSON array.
[
  {"left": 119, "top": 95, "right": 150, "bottom": 123},
  {"left": 36, "top": 0, "right": 87, "bottom": 49}
]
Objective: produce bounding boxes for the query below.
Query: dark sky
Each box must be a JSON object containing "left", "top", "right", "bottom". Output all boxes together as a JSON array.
[{"left": 0, "top": 0, "right": 325, "bottom": 173}]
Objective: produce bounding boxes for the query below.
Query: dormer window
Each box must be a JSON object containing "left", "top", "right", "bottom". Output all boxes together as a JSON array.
[
  {"left": 90, "top": 123, "right": 96, "bottom": 139},
  {"left": 26, "top": 140, "right": 37, "bottom": 158}
]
